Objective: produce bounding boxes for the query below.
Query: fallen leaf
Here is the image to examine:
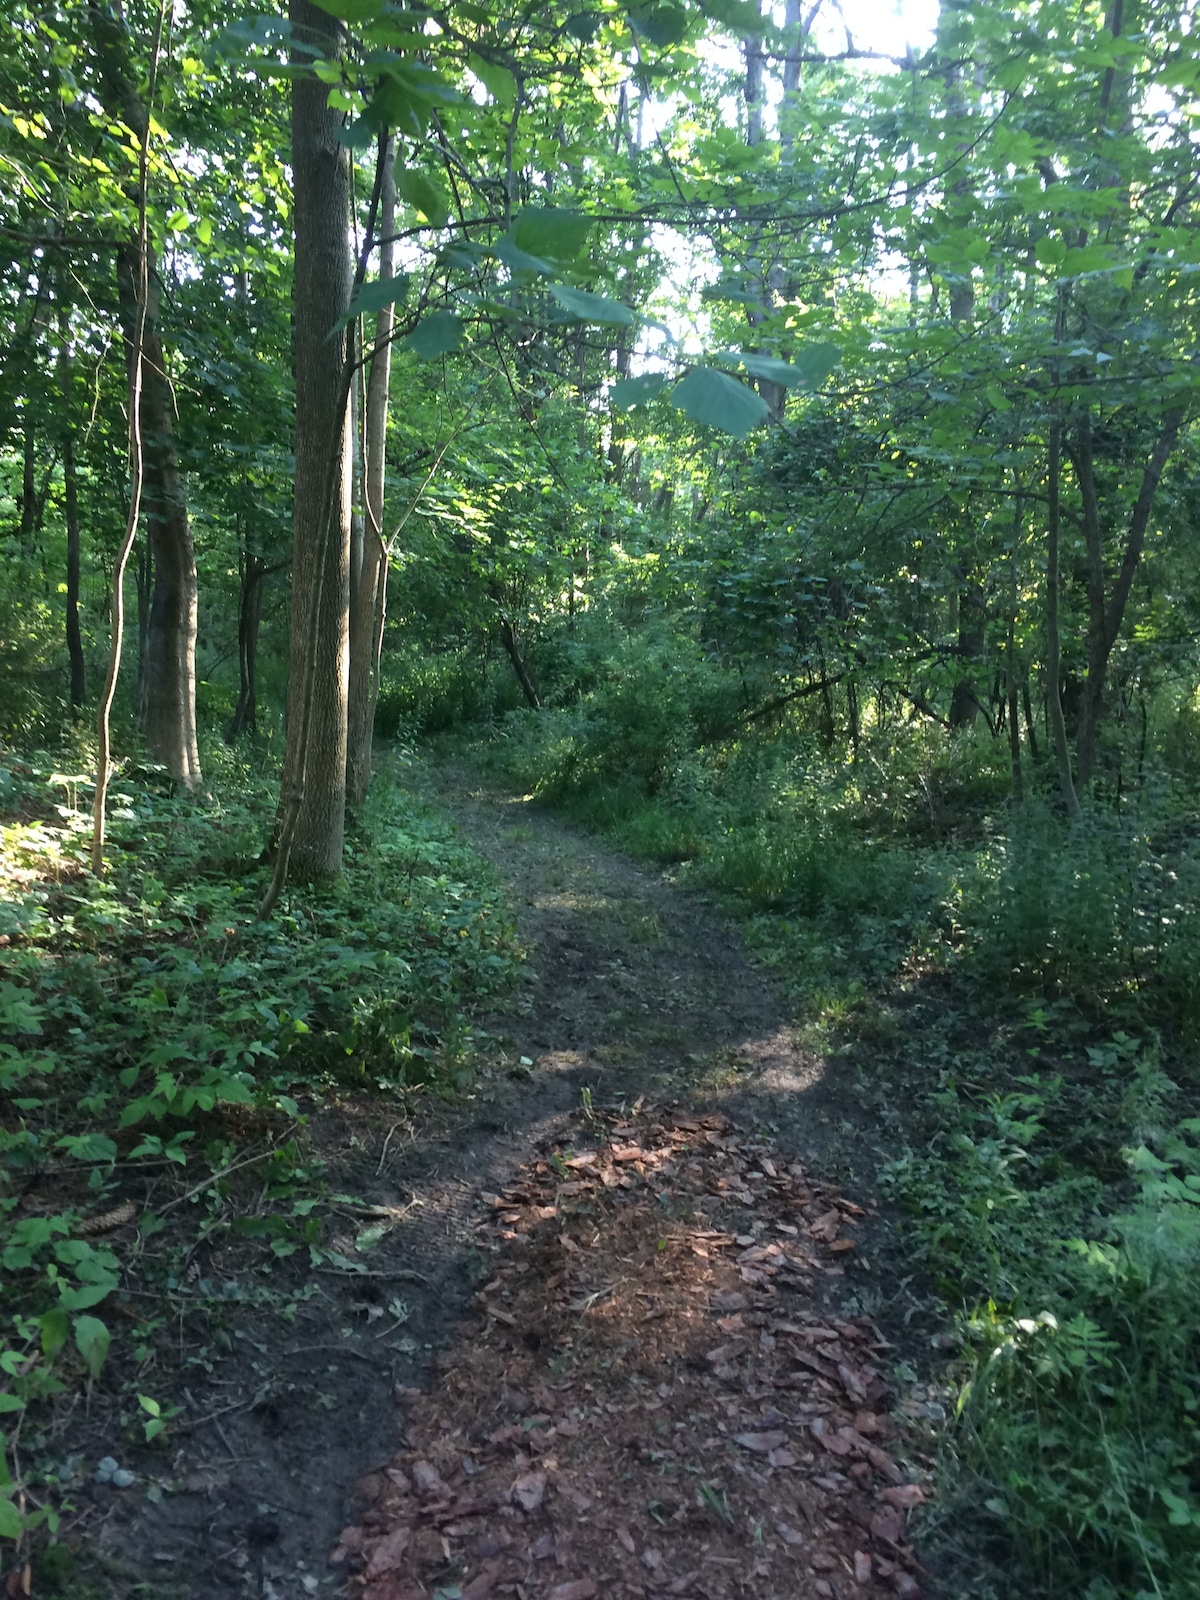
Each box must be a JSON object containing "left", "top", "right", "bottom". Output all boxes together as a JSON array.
[
  {"left": 775, "top": 1522, "right": 806, "bottom": 1548},
  {"left": 511, "top": 1470, "right": 547, "bottom": 1512},
  {"left": 734, "top": 1430, "right": 789, "bottom": 1455},
  {"left": 881, "top": 1484, "right": 928, "bottom": 1509},
  {"left": 768, "top": 1448, "right": 798, "bottom": 1468},
  {"left": 854, "top": 1550, "right": 873, "bottom": 1583},
  {"left": 810, "top": 1210, "right": 842, "bottom": 1242},
  {"left": 547, "top": 1583, "right": 598, "bottom": 1600},
  {"left": 364, "top": 1526, "right": 411, "bottom": 1578},
  {"left": 462, "top": 1563, "right": 502, "bottom": 1600},
  {"left": 869, "top": 1504, "right": 906, "bottom": 1544},
  {"left": 616, "top": 1526, "right": 637, "bottom": 1555},
  {"left": 411, "top": 1460, "right": 448, "bottom": 1499}
]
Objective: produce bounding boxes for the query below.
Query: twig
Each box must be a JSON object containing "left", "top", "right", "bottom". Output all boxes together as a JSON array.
[
  {"left": 175, "top": 1387, "right": 270, "bottom": 1433},
  {"left": 156, "top": 1140, "right": 292, "bottom": 1217},
  {"left": 315, "top": 1266, "right": 430, "bottom": 1283},
  {"left": 283, "top": 1343, "right": 376, "bottom": 1362},
  {"left": 376, "top": 1121, "right": 402, "bottom": 1175}
]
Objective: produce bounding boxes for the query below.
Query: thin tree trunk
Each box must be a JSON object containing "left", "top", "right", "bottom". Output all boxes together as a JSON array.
[
  {"left": 275, "top": 0, "right": 354, "bottom": 883},
  {"left": 92, "top": 0, "right": 166, "bottom": 876},
  {"left": 91, "top": 0, "right": 201, "bottom": 791},
  {"left": 58, "top": 304, "right": 85, "bottom": 711},
  {"left": 226, "top": 552, "right": 269, "bottom": 742},
  {"left": 1045, "top": 415, "right": 1081, "bottom": 818},
  {"left": 1005, "top": 495, "right": 1025, "bottom": 800},
  {"left": 1022, "top": 682, "right": 1040, "bottom": 764},
  {"left": 1071, "top": 407, "right": 1182, "bottom": 786},
  {"left": 348, "top": 132, "right": 395, "bottom": 808}
]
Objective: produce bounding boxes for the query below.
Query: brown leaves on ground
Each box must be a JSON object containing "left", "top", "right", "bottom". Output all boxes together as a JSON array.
[{"left": 333, "top": 1106, "right": 927, "bottom": 1600}]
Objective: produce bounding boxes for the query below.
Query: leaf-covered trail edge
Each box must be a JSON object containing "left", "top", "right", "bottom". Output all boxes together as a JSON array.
[{"left": 94, "top": 755, "right": 947, "bottom": 1599}]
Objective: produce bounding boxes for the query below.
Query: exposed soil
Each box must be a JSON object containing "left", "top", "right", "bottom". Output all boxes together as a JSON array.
[{"left": 55, "top": 757, "right": 943, "bottom": 1600}]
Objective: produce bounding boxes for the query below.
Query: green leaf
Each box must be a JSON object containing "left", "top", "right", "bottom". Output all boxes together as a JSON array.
[
  {"left": 0, "top": 1395, "right": 25, "bottom": 1415},
  {"left": 611, "top": 373, "right": 671, "bottom": 409},
  {"left": 310, "top": 0, "right": 384, "bottom": 20},
  {"left": 73, "top": 1315, "right": 111, "bottom": 1381},
  {"left": 370, "top": 77, "right": 432, "bottom": 140},
  {"left": 403, "top": 311, "right": 464, "bottom": 359},
  {"left": 0, "top": 1496, "right": 22, "bottom": 1539},
  {"left": 548, "top": 285, "right": 634, "bottom": 325},
  {"left": 396, "top": 169, "right": 448, "bottom": 228},
  {"left": 1034, "top": 237, "right": 1067, "bottom": 270},
  {"left": 565, "top": 12, "right": 601, "bottom": 41},
  {"left": 495, "top": 234, "right": 555, "bottom": 276},
  {"left": 629, "top": 5, "right": 690, "bottom": 47},
  {"left": 346, "top": 273, "right": 411, "bottom": 322},
  {"left": 40, "top": 1307, "right": 69, "bottom": 1358},
  {"left": 714, "top": 344, "right": 839, "bottom": 390},
  {"left": 510, "top": 208, "right": 591, "bottom": 266},
  {"left": 671, "top": 367, "right": 769, "bottom": 438},
  {"left": 468, "top": 53, "right": 516, "bottom": 107}
]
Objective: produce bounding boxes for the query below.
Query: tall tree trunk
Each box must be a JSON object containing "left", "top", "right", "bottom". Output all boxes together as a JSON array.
[
  {"left": 90, "top": 1, "right": 201, "bottom": 790},
  {"left": 948, "top": 573, "right": 985, "bottom": 727},
  {"left": 348, "top": 133, "right": 395, "bottom": 808},
  {"left": 279, "top": 0, "right": 353, "bottom": 881},
  {"left": 1070, "top": 407, "right": 1182, "bottom": 787},
  {"left": 226, "top": 551, "right": 271, "bottom": 743},
  {"left": 58, "top": 303, "right": 85, "bottom": 711},
  {"left": 1045, "top": 414, "right": 1081, "bottom": 818}
]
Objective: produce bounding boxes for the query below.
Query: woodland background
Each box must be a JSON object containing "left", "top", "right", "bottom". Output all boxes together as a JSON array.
[{"left": 2, "top": 1, "right": 1200, "bottom": 1596}]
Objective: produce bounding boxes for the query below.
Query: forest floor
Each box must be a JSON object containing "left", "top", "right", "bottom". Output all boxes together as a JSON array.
[{"left": 62, "top": 754, "right": 952, "bottom": 1600}]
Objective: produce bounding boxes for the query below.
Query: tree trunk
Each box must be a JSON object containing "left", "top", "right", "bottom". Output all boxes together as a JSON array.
[
  {"left": 279, "top": 0, "right": 353, "bottom": 881},
  {"left": 226, "top": 551, "right": 269, "bottom": 742},
  {"left": 58, "top": 304, "right": 85, "bottom": 711},
  {"left": 1045, "top": 415, "right": 1081, "bottom": 818},
  {"left": 348, "top": 133, "right": 395, "bottom": 808},
  {"left": 948, "top": 575, "right": 985, "bottom": 727},
  {"left": 90, "top": 1, "right": 201, "bottom": 791},
  {"left": 1070, "top": 406, "right": 1182, "bottom": 787}
]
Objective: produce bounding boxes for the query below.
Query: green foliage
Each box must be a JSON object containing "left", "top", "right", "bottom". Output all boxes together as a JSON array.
[
  {"left": 956, "top": 800, "right": 1200, "bottom": 1029},
  {"left": 885, "top": 1037, "right": 1200, "bottom": 1600},
  {"left": 0, "top": 749, "right": 518, "bottom": 1539}
]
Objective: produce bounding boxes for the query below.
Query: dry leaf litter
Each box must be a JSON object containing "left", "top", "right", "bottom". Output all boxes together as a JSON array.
[{"left": 332, "top": 1105, "right": 928, "bottom": 1600}]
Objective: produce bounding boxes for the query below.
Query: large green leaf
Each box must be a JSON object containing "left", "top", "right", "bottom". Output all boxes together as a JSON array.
[
  {"left": 495, "top": 234, "right": 556, "bottom": 276},
  {"left": 345, "top": 273, "right": 411, "bottom": 322},
  {"left": 671, "top": 367, "right": 769, "bottom": 438},
  {"left": 549, "top": 285, "right": 634, "bottom": 325},
  {"left": 715, "top": 343, "right": 839, "bottom": 390},
  {"left": 611, "top": 373, "right": 672, "bottom": 409},
  {"left": 629, "top": 5, "right": 690, "bottom": 47},
  {"left": 469, "top": 52, "right": 516, "bottom": 107},
  {"left": 402, "top": 311, "right": 464, "bottom": 359},
  {"left": 311, "top": 0, "right": 384, "bottom": 20},
  {"left": 510, "top": 208, "right": 592, "bottom": 266},
  {"left": 397, "top": 169, "right": 448, "bottom": 228},
  {"left": 73, "top": 1314, "right": 111, "bottom": 1381}
]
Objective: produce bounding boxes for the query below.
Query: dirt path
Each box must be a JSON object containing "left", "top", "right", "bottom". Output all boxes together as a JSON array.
[{"left": 95, "top": 759, "right": 925, "bottom": 1600}]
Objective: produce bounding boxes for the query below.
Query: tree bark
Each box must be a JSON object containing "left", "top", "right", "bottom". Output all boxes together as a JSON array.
[
  {"left": 1070, "top": 407, "right": 1182, "bottom": 786},
  {"left": 57, "top": 302, "right": 85, "bottom": 711},
  {"left": 347, "top": 133, "right": 396, "bottom": 808},
  {"left": 1045, "top": 414, "right": 1081, "bottom": 818},
  {"left": 226, "top": 552, "right": 272, "bottom": 742},
  {"left": 279, "top": 0, "right": 354, "bottom": 881},
  {"left": 90, "top": 1, "right": 201, "bottom": 790}
]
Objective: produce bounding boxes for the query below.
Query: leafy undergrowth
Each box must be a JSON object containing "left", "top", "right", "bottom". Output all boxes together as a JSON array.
[
  {"left": 0, "top": 746, "right": 520, "bottom": 1550},
  {"left": 336, "top": 1104, "right": 930, "bottom": 1600},
  {"left": 879, "top": 1015, "right": 1200, "bottom": 1600},
  {"left": 469, "top": 710, "right": 1200, "bottom": 1600}
]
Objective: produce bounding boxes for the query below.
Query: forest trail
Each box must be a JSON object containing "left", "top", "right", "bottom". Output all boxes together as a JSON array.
[{"left": 98, "top": 755, "right": 931, "bottom": 1600}]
